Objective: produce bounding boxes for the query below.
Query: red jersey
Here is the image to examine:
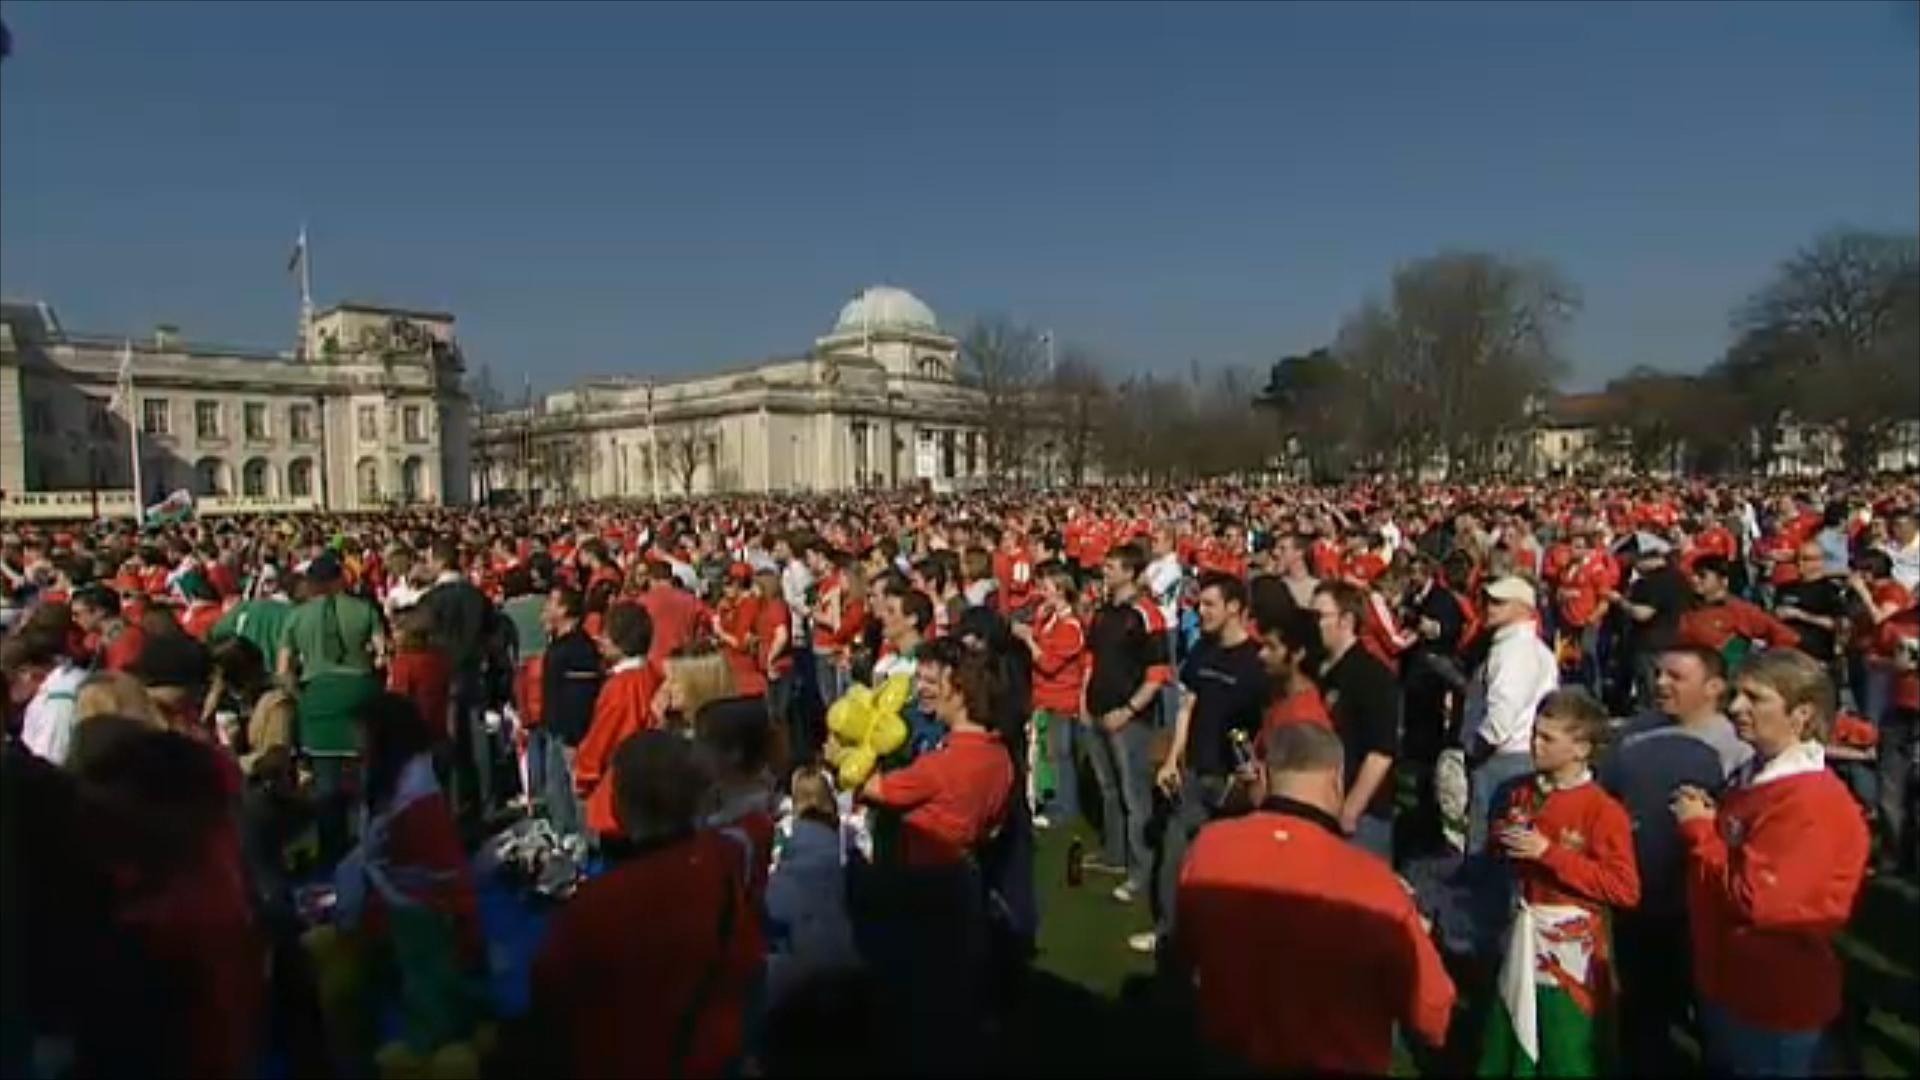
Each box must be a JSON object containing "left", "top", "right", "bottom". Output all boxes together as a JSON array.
[
  {"left": 576, "top": 662, "right": 664, "bottom": 838},
  {"left": 100, "top": 622, "right": 148, "bottom": 673},
  {"left": 180, "top": 601, "right": 223, "bottom": 641},
  {"left": 1556, "top": 550, "right": 1617, "bottom": 629},
  {"left": 1677, "top": 598, "right": 1800, "bottom": 655},
  {"left": 639, "top": 586, "right": 708, "bottom": 667},
  {"left": 1177, "top": 800, "right": 1456, "bottom": 1073},
  {"left": 754, "top": 597, "right": 794, "bottom": 677},
  {"left": 1681, "top": 749, "right": 1869, "bottom": 1032},
  {"left": 1028, "top": 608, "right": 1089, "bottom": 715},
  {"left": 866, "top": 729, "right": 1014, "bottom": 867},
  {"left": 717, "top": 597, "right": 768, "bottom": 697},
  {"left": 388, "top": 647, "right": 455, "bottom": 742},
  {"left": 1256, "top": 685, "right": 1333, "bottom": 759},
  {"left": 532, "top": 830, "right": 762, "bottom": 1080}
]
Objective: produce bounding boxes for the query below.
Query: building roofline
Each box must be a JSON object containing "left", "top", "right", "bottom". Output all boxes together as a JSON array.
[{"left": 314, "top": 301, "right": 456, "bottom": 322}]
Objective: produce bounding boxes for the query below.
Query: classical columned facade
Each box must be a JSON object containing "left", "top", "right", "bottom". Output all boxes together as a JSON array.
[
  {"left": 474, "top": 286, "right": 992, "bottom": 498},
  {"left": 1, "top": 299, "right": 472, "bottom": 517}
]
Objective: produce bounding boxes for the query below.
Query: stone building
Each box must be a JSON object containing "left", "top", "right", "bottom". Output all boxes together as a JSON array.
[
  {"left": 0, "top": 298, "right": 471, "bottom": 518},
  {"left": 475, "top": 285, "right": 996, "bottom": 498}
]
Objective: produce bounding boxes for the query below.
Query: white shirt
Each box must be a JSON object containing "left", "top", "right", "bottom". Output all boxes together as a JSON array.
[
  {"left": 781, "top": 559, "right": 814, "bottom": 638},
  {"left": 23, "top": 661, "right": 85, "bottom": 766},
  {"left": 1461, "top": 621, "right": 1559, "bottom": 756},
  {"left": 1143, "top": 553, "right": 1183, "bottom": 630},
  {"left": 1882, "top": 536, "right": 1920, "bottom": 593},
  {"left": 384, "top": 578, "right": 424, "bottom": 617}
]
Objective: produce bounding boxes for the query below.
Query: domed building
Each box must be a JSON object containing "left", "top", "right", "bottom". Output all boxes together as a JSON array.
[{"left": 473, "top": 285, "right": 992, "bottom": 497}]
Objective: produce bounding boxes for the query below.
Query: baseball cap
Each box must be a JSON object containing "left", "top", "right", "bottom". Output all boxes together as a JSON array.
[{"left": 1483, "top": 576, "right": 1537, "bottom": 608}]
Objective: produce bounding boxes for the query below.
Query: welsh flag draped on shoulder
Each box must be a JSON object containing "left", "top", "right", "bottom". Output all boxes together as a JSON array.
[{"left": 1479, "top": 898, "right": 1605, "bottom": 1077}]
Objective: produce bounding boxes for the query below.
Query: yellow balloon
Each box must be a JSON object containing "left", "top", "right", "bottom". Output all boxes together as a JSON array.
[
  {"left": 826, "top": 697, "right": 863, "bottom": 740},
  {"left": 870, "top": 712, "right": 908, "bottom": 757},
  {"left": 875, "top": 673, "right": 913, "bottom": 717},
  {"left": 837, "top": 746, "right": 878, "bottom": 789}
]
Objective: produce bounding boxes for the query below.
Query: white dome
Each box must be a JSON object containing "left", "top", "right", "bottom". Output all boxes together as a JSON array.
[{"left": 833, "top": 285, "right": 938, "bottom": 335}]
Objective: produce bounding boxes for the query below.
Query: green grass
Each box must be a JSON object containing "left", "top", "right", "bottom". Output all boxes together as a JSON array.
[{"left": 1016, "top": 818, "right": 1920, "bottom": 1077}]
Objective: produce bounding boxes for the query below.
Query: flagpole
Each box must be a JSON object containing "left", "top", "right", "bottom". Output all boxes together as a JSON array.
[
  {"left": 122, "top": 339, "right": 146, "bottom": 525},
  {"left": 298, "top": 222, "right": 314, "bottom": 359}
]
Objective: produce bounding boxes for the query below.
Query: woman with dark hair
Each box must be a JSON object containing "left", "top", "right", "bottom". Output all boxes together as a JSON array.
[
  {"left": 322, "top": 692, "right": 484, "bottom": 1069},
  {"left": 532, "top": 731, "right": 761, "bottom": 1078},
  {"left": 856, "top": 640, "right": 1016, "bottom": 1074},
  {"left": 67, "top": 717, "right": 266, "bottom": 1077}
]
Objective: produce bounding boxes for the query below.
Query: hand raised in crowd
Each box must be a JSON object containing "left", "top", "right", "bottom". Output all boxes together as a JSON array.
[
  {"left": 1670, "top": 784, "right": 1716, "bottom": 824},
  {"left": 1498, "top": 822, "right": 1550, "bottom": 861}
]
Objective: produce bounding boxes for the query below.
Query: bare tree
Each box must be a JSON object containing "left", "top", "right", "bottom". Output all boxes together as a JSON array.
[
  {"left": 1335, "top": 252, "right": 1577, "bottom": 476},
  {"left": 1048, "top": 347, "right": 1109, "bottom": 486},
  {"left": 659, "top": 422, "right": 717, "bottom": 495},
  {"left": 1733, "top": 228, "right": 1920, "bottom": 472},
  {"left": 959, "top": 317, "right": 1042, "bottom": 483}
]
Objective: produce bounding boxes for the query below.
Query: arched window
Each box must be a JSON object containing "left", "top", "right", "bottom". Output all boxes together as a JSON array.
[
  {"left": 918, "top": 356, "right": 945, "bottom": 379},
  {"left": 287, "top": 458, "right": 315, "bottom": 498},
  {"left": 401, "top": 456, "right": 425, "bottom": 502},
  {"left": 241, "top": 458, "right": 273, "bottom": 497},
  {"left": 356, "top": 457, "right": 381, "bottom": 502},
  {"left": 193, "top": 457, "right": 230, "bottom": 497}
]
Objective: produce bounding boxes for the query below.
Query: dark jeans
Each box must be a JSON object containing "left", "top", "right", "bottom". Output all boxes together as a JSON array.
[
  {"left": 309, "top": 754, "right": 359, "bottom": 866},
  {"left": 1152, "top": 771, "right": 1235, "bottom": 939},
  {"left": 851, "top": 860, "right": 988, "bottom": 1075},
  {"left": 1615, "top": 910, "right": 1696, "bottom": 1076},
  {"left": 1879, "top": 707, "right": 1919, "bottom": 868},
  {"left": 1701, "top": 1000, "right": 1823, "bottom": 1077},
  {"left": 448, "top": 677, "right": 494, "bottom": 825}
]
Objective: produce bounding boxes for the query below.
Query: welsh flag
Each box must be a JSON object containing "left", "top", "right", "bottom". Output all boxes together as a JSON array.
[
  {"left": 1478, "top": 900, "right": 1604, "bottom": 1077},
  {"left": 144, "top": 489, "right": 196, "bottom": 525}
]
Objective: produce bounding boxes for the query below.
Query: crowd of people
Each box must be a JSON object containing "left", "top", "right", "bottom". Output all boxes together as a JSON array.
[{"left": 2, "top": 475, "right": 1915, "bottom": 1077}]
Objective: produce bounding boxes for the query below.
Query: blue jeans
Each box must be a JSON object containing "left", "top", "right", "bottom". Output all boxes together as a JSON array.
[
  {"left": 814, "top": 651, "right": 850, "bottom": 710},
  {"left": 1037, "top": 709, "right": 1081, "bottom": 824},
  {"left": 1351, "top": 812, "right": 1393, "bottom": 862},
  {"left": 1700, "top": 1000, "right": 1823, "bottom": 1077},
  {"left": 1085, "top": 718, "right": 1156, "bottom": 889},
  {"left": 543, "top": 736, "right": 583, "bottom": 838},
  {"left": 1468, "top": 751, "right": 1535, "bottom": 854}
]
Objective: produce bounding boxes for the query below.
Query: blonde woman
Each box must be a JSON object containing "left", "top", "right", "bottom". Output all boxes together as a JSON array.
[
  {"left": 74, "top": 670, "right": 165, "bottom": 729},
  {"left": 1672, "top": 649, "right": 1869, "bottom": 1075},
  {"left": 653, "top": 644, "right": 738, "bottom": 733}
]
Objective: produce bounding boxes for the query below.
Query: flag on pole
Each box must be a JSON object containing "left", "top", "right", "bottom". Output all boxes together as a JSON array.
[
  {"left": 145, "top": 489, "right": 196, "bottom": 526},
  {"left": 106, "top": 339, "right": 135, "bottom": 419},
  {"left": 287, "top": 225, "right": 307, "bottom": 276}
]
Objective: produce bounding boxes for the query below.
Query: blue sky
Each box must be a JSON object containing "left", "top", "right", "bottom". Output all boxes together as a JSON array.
[{"left": 2, "top": 0, "right": 1915, "bottom": 392}]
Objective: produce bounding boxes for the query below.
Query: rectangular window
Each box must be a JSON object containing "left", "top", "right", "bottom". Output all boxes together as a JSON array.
[
  {"left": 244, "top": 402, "right": 269, "bottom": 440},
  {"left": 403, "top": 405, "right": 424, "bottom": 443},
  {"left": 88, "top": 397, "right": 112, "bottom": 436},
  {"left": 195, "top": 400, "right": 221, "bottom": 439},
  {"left": 290, "top": 404, "right": 315, "bottom": 442},
  {"left": 142, "top": 398, "right": 171, "bottom": 436},
  {"left": 357, "top": 404, "right": 378, "bottom": 442}
]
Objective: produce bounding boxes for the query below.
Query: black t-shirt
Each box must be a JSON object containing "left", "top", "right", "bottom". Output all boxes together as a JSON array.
[
  {"left": 1626, "top": 565, "right": 1689, "bottom": 655},
  {"left": 1086, "top": 601, "right": 1170, "bottom": 715},
  {"left": 1179, "top": 636, "right": 1269, "bottom": 777},
  {"left": 1776, "top": 578, "right": 1846, "bottom": 661},
  {"left": 542, "top": 626, "right": 605, "bottom": 746},
  {"left": 1321, "top": 645, "right": 1400, "bottom": 821}
]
